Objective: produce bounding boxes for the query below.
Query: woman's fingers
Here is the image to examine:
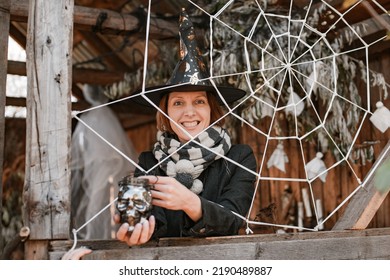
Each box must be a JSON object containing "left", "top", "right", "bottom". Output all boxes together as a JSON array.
[
  {"left": 113, "top": 213, "right": 121, "bottom": 224},
  {"left": 139, "top": 175, "right": 173, "bottom": 185},
  {"left": 147, "top": 215, "right": 156, "bottom": 240},
  {"left": 138, "top": 175, "right": 159, "bottom": 184},
  {"left": 61, "top": 247, "right": 92, "bottom": 260},
  {"left": 116, "top": 222, "right": 130, "bottom": 241},
  {"left": 139, "top": 216, "right": 155, "bottom": 244},
  {"left": 116, "top": 216, "right": 155, "bottom": 246},
  {"left": 127, "top": 223, "right": 143, "bottom": 245}
]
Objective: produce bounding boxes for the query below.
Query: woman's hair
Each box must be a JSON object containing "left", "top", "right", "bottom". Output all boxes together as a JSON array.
[{"left": 156, "top": 92, "right": 225, "bottom": 133}]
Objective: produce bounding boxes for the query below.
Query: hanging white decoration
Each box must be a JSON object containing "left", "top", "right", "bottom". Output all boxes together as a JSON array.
[
  {"left": 369, "top": 101, "right": 390, "bottom": 133},
  {"left": 298, "top": 202, "right": 304, "bottom": 231},
  {"left": 315, "top": 199, "right": 324, "bottom": 230},
  {"left": 285, "top": 87, "right": 304, "bottom": 116},
  {"left": 267, "top": 143, "right": 289, "bottom": 172},
  {"left": 305, "top": 61, "right": 323, "bottom": 95},
  {"left": 260, "top": 95, "right": 275, "bottom": 118},
  {"left": 301, "top": 188, "right": 312, "bottom": 217},
  {"left": 305, "top": 152, "right": 327, "bottom": 183}
]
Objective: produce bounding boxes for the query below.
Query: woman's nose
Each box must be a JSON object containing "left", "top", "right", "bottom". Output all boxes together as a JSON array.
[{"left": 184, "top": 104, "right": 196, "bottom": 116}]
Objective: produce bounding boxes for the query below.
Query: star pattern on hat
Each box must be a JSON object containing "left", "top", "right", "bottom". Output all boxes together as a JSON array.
[{"left": 189, "top": 72, "right": 200, "bottom": 85}]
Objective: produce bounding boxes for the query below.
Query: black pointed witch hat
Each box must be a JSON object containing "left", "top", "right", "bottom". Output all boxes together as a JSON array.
[{"left": 131, "top": 8, "right": 246, "bottom": 107}]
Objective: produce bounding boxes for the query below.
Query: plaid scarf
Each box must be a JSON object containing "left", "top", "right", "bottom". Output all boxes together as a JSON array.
[{"left": 153, "top": 126, "right": 231, "bottom": 194}]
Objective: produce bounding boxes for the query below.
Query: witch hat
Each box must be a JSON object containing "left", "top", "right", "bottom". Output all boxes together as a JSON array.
[{"left": 132, "top": 8, "right": 246, "bottom": 107}]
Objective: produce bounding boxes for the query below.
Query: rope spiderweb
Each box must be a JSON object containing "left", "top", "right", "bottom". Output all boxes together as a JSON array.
[{"left": 69, "top": 0, "right": 390, "bottom": 249}]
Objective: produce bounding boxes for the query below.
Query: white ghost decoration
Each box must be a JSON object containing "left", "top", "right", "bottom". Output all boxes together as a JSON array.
[
  {"left": 370, "top": 101, "right": 390, "bottom": 133},
  {"left": 267, "top": 143, "right": 289, "bottom": 172},
  {"left": 285, "top": 87, "right": 304, "bottom": 116},
  {"left": 306, "top": 152, "right": 327, "bottom": 183},
  {"left": 260, "top": 95, "right": 275, "bottom": 118}
]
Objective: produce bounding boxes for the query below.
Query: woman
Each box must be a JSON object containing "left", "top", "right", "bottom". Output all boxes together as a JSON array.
[{"left": 115, "top": 8, "right": 257, "bottom": 246}]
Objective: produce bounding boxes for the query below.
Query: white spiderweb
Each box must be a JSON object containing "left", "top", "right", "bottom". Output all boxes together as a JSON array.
[{"left": 71, "top": 0, "right": 390, "bottom": 241}]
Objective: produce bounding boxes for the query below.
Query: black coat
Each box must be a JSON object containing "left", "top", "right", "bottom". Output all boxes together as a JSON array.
[{"left": 134, "top": 144, "right": 257, "bottom": 238}]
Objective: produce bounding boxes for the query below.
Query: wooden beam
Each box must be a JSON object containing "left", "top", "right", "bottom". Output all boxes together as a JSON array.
[
  {"left": 75, "top": 30, "right": 130, "bottom": 72},
  {"left": 0, "top": 0, "right": 11, "bottom": 254},
  {"left": 5, "top": 94, "right": 157, "bottom": 116},
  {"left": 23, "top": 0, "right": 74, "bottom": 260},
  {"left": 7, "top": 60, "right": 125, "bottom": 85},
  {"left": 360, "top": 1, "right": 390, "bottom": 33},
  {"left": 9, "top": 22, "right": 27, "bottom": 48},
  {"left": 6, "top": 60, "right": 25, "bottom": 75},
  {"left": 75, "top": 0, "right": 130, "bottom": 10},
  {"left": 274, "top": 0, "right": 344, "bottom": 10},
  {"left": 59, "top": 63, "right": 126, "bottom": 85},
  {"left": 333, "top": 141, "right": 390, "bottom": 230},
  {"left": 338, "top": 13, "right": 390, "bottom": 46},
  {"left": 338, "top": 14, "right": 390, "bottom": 58},
  {"left": 6, "top": 97, "right": 90, "bottom": 112},
  {"left": 10, "top": 0, "right": 177, "bottom": 39},
  {"left": 339, "top": 0, "right": 390, "bottom": 27},
  {"left": 5, "top": 96, "right": 156, "bottom": 120},
  {"left": 49, "top": 227, "right": 390, "bottom": 260}
]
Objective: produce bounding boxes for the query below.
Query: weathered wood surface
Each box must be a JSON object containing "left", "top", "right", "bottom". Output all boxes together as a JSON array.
[
  {"left": 25, "top": 240, "right": 49, "bottom": 260},
  {"left": 23, "top": 0, "right": 74, "bottom": 254},
  {"left": 9, "top": 0, "right": 177, "bottom": 38},
  {"left": 0, "top": 0, "right": 11, "bottom": 253},
  {"left": 333, "top": 141, "right": 390, "bottom": 230},
  {"left": 6, "top": 96, "right": 90, "bottom": 112},
  {"left": 49, "top": 227, "right": 390, "bottom": 260},
  {"left": 7, "top": 60, "right": 125, "bottom": 85}
]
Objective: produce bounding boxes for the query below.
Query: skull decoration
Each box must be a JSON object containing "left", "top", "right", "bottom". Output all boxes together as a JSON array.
[{"left": 116, "top": 175, "right": 153, "bottom": 232}]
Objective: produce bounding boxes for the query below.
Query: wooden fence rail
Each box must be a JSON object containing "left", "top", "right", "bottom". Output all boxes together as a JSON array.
[{"left": 49, "top": 227, "right": 390, "bottom": 260}]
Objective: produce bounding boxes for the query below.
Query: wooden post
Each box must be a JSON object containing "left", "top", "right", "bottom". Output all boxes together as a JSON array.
[
  {"left": 0, "top": 0, "right": 11, "bottom": 254},
  {"left": 24, "top": 0, "right": 74, "bottom": 259},
  {"left": 333, "top": 141, "right": 390, "bottom": 230}
]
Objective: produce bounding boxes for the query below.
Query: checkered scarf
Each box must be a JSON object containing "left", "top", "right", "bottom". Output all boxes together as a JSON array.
[{"left": 153, "top": 126, "right": 231, "bottom": 194}]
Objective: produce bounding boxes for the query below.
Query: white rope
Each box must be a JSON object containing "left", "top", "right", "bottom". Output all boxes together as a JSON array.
[
  {"left": 141, "top": 0, "right": 152, "bottom": 93},
  {"left": 70, "top": 0, "right": 390, "bottom": 237},
  {"left": 67, "top": 198, "right": 118, "bottom": 254},
  {"left": 74, "top": 197, "right": 118, "bottom": 236}
]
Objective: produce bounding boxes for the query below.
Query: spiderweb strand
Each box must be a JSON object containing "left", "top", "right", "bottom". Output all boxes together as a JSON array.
[
  {"left": 68, "top": 198, "right": 118, "bottom": 252},
  {"left": 71, "top": 0, "right": 390, "bottom": 236}
]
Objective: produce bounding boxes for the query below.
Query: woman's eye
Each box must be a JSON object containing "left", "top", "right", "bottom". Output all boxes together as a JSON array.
[
  {"left": 173, "top": 101, "right": 182, "bottom": 106},
  {"left": 195, "top": 99, "right": 206, "bottom": 105}
]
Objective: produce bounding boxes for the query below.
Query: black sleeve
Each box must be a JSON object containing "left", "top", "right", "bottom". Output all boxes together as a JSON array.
[
  {"left": 183, "top": 145, "right": 257, "bottom": 237},
  {"left": 133, "top": 152, "right": 149, "bottom": 177}
]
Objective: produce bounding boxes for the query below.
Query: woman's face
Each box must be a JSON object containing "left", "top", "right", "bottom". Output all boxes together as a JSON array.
[{"left": 167, "top": 91, "right": 211, "bottom": 142}]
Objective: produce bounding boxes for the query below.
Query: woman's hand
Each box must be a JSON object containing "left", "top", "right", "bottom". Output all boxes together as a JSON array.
[
  {"left": 61, "top": 247, "right": 92, "bottom": 260},
  {"left": 114, "top": 214, "right": 155, "bottom": 246},
  {"left": 142, "top": 176, "right": 202, "bottom": 222}
]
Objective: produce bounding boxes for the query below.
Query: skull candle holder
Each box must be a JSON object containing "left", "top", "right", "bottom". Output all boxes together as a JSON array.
[{"left": 116, "top": 175, "right": 153, "bottom": 232}]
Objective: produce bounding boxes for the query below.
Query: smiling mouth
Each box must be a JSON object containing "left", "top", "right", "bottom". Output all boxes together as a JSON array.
[{"left": 181, "top": 121, "right": 200, "bottom": 128}]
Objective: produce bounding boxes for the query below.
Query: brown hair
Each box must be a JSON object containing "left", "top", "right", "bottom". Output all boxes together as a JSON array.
[{"left": 156, "top": 92, "right": 225, "bottom": 133}]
